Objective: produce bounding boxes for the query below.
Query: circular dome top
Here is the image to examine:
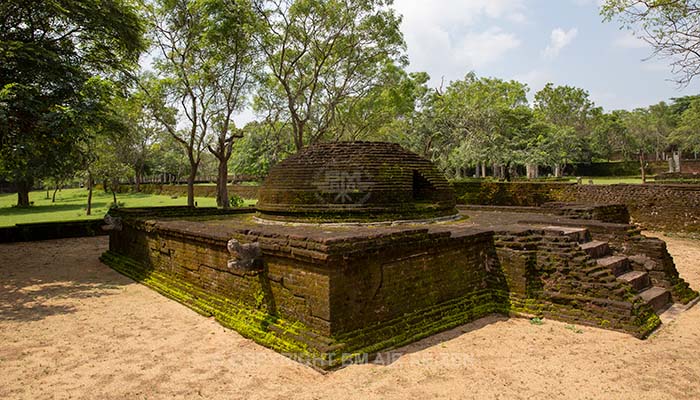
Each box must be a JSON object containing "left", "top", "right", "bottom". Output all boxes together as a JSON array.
[{"left": 256, "top": 142, "right": 456, "bottom": 222}]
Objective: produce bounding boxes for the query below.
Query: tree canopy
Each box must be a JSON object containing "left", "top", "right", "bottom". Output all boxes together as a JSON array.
[
  {"left": 0, "top": 0, "right": 146, "bottom": 206},
  {"left": 602, "top": 0, "right": 700, "bottom": 86}
]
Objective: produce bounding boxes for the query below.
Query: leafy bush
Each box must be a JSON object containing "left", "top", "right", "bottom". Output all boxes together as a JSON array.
[
  {"left": 109, "top": 201, "right": 125, "bottom": 209},
  {"left": 229, "top": 194, "right": 244, "bottom": 208}
]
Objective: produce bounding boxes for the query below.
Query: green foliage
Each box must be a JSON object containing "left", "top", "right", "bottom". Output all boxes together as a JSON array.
[
  {"left": 533, "top": 83, "right": 601, "bottom": 171},
  {"left": 0, "top": 188, "right": 221, "bottom": 227},
  {"left": 230, "top": 120, "right": 295, "bottom": 177},
  {"left": 229, "top": 194, "right": 245, "bottom": 208},
  {"left": 144, "top": 0, "right": 259, "bottom": 207},
  {"left": 0, "top": 0, "right": 146, "bottom": 206},
  {"left": 671, "top": 98, "right": 700, "bottom": 154},
  {"left": 406, "top": 72, "right": 533, "bottom": 177},
  {"left": 564, "top": 324, "right": 583, "bottom": 334},
  {"left": 252, "top": 0, "right": 407, "bottom": 150},
  {"left": 601, "top": 0, "right": 700, "bottom": 85}
]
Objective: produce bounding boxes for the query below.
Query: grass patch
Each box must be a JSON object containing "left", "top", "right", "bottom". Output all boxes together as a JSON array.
[
  {"left": 564, "top": 176, "right": 644, "bottom": 185},
  {"left": 0, "top": 188, "right": 256, "bottom": 227}
]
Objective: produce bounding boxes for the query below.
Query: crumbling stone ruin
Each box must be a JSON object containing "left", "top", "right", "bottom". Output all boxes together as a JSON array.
[
  {"left": 100, "top": 142, "right": 698, "bottom": 369},
  {"left": 256, "top": 142, "right": 456, "bottom": 222}
]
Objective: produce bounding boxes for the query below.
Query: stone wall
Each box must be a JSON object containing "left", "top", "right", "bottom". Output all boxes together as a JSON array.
[
  {"left": 493, "top": 228, "right": 659, "bottom": 337},
  {"left": 99, "top": 205, "right": 694, "bottom": 367},
  {"left": 569, "top": 160, "right": 700, "bottom": 176},
  {"left": 108, "top": 218, "right": 333, "bottom": 335},
  {"left": 102, "top": 212, "right": 511, "bottom": 368},
  {"left": 329, "top": 230, "right": 506, "bottom": 334},
  {"left": 453, "top": 181, "right": 700, "bottom": 234},
  {"left": 0, "top": 219, "right": 107, "bottom": 243},
  {"left": 564, "top": 184, "right": 700, "bottom": 234}
]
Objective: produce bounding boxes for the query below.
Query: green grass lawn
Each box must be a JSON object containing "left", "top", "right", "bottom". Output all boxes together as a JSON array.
[
  {"left": 564, "top": 176, "right": 645, "bottom": 185},
  {"left": 0, "top": 188, "right": 255, "bottom": 227}
]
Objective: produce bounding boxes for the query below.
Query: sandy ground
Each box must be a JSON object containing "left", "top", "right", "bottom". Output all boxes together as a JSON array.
[{"left": 1, "top": 234, "right": 699, "bottom": 400}]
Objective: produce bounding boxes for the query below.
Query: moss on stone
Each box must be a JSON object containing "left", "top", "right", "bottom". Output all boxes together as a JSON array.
[
  {"left": 100, "top": 251, "right": 325, "bottom": 362},
  {"left": 670, "top": 279, "right": 699, "bottom": 305},
  {"left": 101, "top": 250, "right": 513, "bottom": 369}
]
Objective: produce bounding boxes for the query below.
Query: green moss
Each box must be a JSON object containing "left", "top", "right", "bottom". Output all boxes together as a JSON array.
[
  {"left": 671, "top": 280, "right": 699, "bottom": 305},
  {"left": 100, "top": 251, "right": 325, "bottom": 362},
  {"left": 630, "top": 301, "right": 662, "bottom": 338},
  {"left": 101, "top": 250, "right": 512, "bottom": 369}
]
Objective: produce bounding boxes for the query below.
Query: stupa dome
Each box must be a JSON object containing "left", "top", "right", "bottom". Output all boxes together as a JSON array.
[{"left": 256, "top": 142, "right": 457, "bottom": 222}]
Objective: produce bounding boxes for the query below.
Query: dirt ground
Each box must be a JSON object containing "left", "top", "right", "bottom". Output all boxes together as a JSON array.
[{"left": 1, "top": 234, "right": 699, "bottom": 400}]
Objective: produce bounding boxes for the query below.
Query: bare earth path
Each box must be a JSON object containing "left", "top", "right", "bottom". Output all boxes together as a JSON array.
[{"left": 1, "top": 234, "right": 699, "bottom": 400}]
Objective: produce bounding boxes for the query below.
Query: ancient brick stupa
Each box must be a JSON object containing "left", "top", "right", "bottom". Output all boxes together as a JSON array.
[
  {"left": 101, "top": 141, "right": 697, "bottom": 370},
  {"left": 256, "top": 142, "right": 457, "bottom": 222}
]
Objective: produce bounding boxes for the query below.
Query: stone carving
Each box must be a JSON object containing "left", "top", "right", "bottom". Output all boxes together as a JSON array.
[
  {"left": 227, "top": 239, "right": 263, "bottom": 272},
  {"left": 102, "top": 214, "right": 122, "bottom": 231}
]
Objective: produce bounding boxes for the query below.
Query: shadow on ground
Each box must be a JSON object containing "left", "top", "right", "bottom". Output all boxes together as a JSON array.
[{"left": 0, "top": 236, "right": 132, "bottom": 322}]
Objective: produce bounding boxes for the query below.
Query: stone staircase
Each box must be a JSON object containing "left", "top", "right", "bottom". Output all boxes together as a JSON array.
[{"left": 547, "top": 226, "right": 673, "bottom": 314}]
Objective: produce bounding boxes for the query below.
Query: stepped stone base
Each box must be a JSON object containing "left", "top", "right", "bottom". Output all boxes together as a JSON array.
[{"left": 102, "top": 204, "right": 698, "bottom": 369}]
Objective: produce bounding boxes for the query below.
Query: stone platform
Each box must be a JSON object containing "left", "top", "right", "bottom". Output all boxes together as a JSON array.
[{"left": 101, "top": 203, "right": 698, "bottom": 369}]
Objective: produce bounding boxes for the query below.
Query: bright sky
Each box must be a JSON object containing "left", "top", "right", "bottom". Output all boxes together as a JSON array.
[
  {"left": 222, "top": 0, "right": 700, "bottom": 126},
  {"left": 391, "top": 0, "right": 700, "bottom": 112}
]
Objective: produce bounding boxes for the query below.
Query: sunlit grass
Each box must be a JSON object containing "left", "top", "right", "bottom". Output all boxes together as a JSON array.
[
  {"left": 0, "top": 187, "right": 255, "bottom": 227},
  {"left": 564, "top": 176, "right": 644, "bottom": 185}
]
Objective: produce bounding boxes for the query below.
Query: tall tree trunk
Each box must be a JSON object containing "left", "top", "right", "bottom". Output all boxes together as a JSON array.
[
  {"left": 111, "top": 180, "right": 118, "bottom": 206},
  {"left": 134, "top": 167, "right": 142, "bottom": 192},
  {"left": 481, "top": 162, "right": 486, "bottom": 178},
  {"left": 16, "top": 179, "right": 32, "bottom": 207},
  {"left": 554, "top": 163, "right": 562, "bottom": 177},
  {"left": 474, "top": 163, "right": 480, "bottom": 178},
  {"left": 293, "top": 119, "right": 304, "bottom": 151},
  {"left": 216, "top": 158, "right": 229, "bottom": 208},
  {"left": 639, "top": 152, "right": 647, "bottom": 184},
  {"left": 86, "top": 174, "right": 94, "bottom": 216},
  {"left": 526, "top": 164, "right": 539, "bottom": 179},
  {"left": 187, "top": 165, "right": 197, "bottom": 207},
  {"left": 52, "top": 184, "right": 60, "bottom": 203}
]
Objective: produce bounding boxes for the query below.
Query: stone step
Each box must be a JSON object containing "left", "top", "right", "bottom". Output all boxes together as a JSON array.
[
  {"left": 639, "top": 286, "right": 672, "bottom": 313},
  {"left": 617, "top": 270, "right": 651, "bottom": 292},
  {"left": 542, "top": 226, "right": 590, "bottom": 243},
  {"left": 596, "top": 255, "right": 630, "bottom": 276},
  {"left": 579, "top": 241, "right": 610, "bottom": 259}
]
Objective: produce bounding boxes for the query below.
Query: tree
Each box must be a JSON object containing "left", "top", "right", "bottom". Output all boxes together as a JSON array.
[
  {"left": 144, "top": 0, "right": 211, "bottom": 207},
  {"left": 110, "top": 93, "right": 162, "bottom": 192},
  {"left": 670, "top": 98, "right": 700, "bottom": 159},
  {"left": 0, "top": 0, "right": 145, "bottom": 206},
  {"left": 620, "top": 108, "right": 658, "bottom": 182},
  {"left": 230, "top": 120, "right": 295, "bottom": 178},
  {"left": 91, "top": 135, "right": 132, "bottom": 208},
  {"left": 590, "top": 111, "right": 629, "bottom": 161},
  {"left": 433, "top": 73, "right": 530, "bottom": 178},
  {"left": 145, "top": 0, "right": 257, "bottom": 208},
  {"left": 252, "top": 0, "right": 406, "bottom": 151},
  {"left": 534, "top": 83, "right": 599, "bottom": 175},
  {"left": 602, "top": 0, "right": 700, "bottom": 86},
  {"left": 330, "top": 64, "right": 427, "bottom": 142},
  {"left": 205, "top": 0, "right": 259, "bottom": 208}
]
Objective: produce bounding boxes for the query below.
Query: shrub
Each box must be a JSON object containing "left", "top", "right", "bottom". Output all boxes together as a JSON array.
[{"left": 229, "top": 194, "right": 244, "bottom": 208}]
